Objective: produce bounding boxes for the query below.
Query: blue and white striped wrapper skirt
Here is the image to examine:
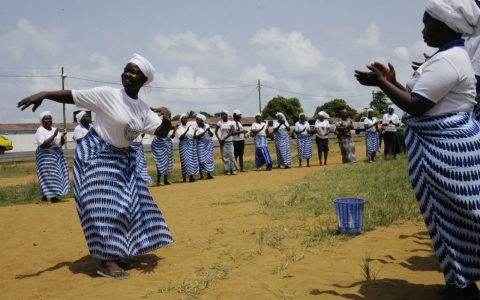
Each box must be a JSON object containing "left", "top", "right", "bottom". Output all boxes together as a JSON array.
[
  {"left": 73, "top": 129, "right": 173, "bottom": 260},
  {"left": 196, "top": 138, "right": 215, "bottom": 173},
  {"left": 151, "top": 137, "right": 173, "bottom": 175},
  {"left": 179, "top": 138, "right": 199, "bottom": 175},
  {"left": 131, "top": 141, "right": 153, "bottom": 184},
  {"left": 274, "top": 131, "right": 293, "bottom": 166},
  {"left": 36, "top": 144, "right": 70, "bottom": 197},
  {"left": 403, "top": 111, "right": 480, "bottom": 288},
  {"left": 254, "top": 135, "right": 272, "bottom": 169},
  {"left": 296, "top": 134, "right": 312, "bottom": 159},
  {"left": 365, "top": 131, "right": 379, "bottom": 157}
]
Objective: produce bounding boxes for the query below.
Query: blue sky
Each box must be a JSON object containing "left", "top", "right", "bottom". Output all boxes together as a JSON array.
[{"left": 1, "top": 0, "right": 435, "bottom": 123}]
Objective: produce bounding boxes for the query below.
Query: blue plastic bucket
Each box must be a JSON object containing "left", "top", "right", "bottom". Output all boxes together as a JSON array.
[{"left": 333, "top": 198, "right": 365, "bottom": 235}]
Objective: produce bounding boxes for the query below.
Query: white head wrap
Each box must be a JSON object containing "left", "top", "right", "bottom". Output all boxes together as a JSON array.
[
  {"left": 39, "top": 111, "right": 52, "bottom": 123},
  {"left": 275, "top": 112, "right": 286, "bottom": 121},
  {"left": 318, "top": 111, "right": 330, "bottom": 118},
  {"left": 388, "top": 105, "right": 394, "bottom": 109},
  {"left": 128, "top": 53, "right": 155, "bottom": 93},
  {"left": 221, "top": 110, "right": 228, "bottom": 115},
  {"left": 180, "top": 113, "right": 187, "bottom": 120},
  {"left": 298, "top": 112, "right": 305, "bottom": 119},
  {"left": 426, "top": 0, "right": 480, "bottom": 37},
  {"left": 233, "top": 109, "right": 241, "bottom": 116},
  {"left": 367, "top": 108, "right": 374, "bottom": 113},
  {"left": 76, "top": 110, "right": 86, "bottom": 123},
  {"left": 255, "top": 113, "right": 262, "bottom": 117},
  {"left": 197, "top": 113, "right": 206, "bottom": 121}
]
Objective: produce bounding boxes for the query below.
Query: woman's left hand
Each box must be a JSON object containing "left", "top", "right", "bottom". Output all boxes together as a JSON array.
[
  {"left": 151, "top": 107, "right": 171, "bottom": 121},
  {"left": 354, "top": 64, "right": 384, "bottom": 87}
]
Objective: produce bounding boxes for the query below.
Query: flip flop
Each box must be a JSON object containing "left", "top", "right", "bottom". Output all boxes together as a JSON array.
[{"left": 97, "top": 269, "right": 130, "bottom": 280}]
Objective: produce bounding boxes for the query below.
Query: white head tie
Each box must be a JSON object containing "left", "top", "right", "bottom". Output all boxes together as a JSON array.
[
  {"left": 275, "top": 112, "right": 286, "bottom": 121},
  {"left": 39, "top": 111, "right": 52, "bottom": 123},
  {"left": 76, "top": 111, "right": 86, "bottom": 123},
  {"left": 367, "top": 108, "right": 374, "bottom": 113},
  {"left": 426, "top": 0, "right": 480, "bottom": 37},
  {"left": 318, "top": 111, "right": 330, "bottom": 118},
  {"left": 128, "top": 53, "right": 155, "bottom": 93},
  {"left": 255, "top": 112, "right": 262, "bottom": 117},
  {"left": 197, "top": 113, "right": 206, "bottom": 121},
  {"left": 233, "top": 109, "right": 241, "bottom": 116},
  {"left": 388, "top": 105, "right": 394, "bottom": 109},
  {"left": 221, "top": 110, "right": 228, "bottom": 115},
  {"left": 180, "top": 113, "right": 187, "bottom": 120},
  {"left": 298, "top": 112, "right": 305, "bottom": 119}
]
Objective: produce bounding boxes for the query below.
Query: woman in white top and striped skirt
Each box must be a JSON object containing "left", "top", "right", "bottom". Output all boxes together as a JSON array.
[
  {"left": 273, "top": 112, "right": 292, "bottom": 169},
  {"left": 176, "top": 113, "right": 199, "bottom": 182}
]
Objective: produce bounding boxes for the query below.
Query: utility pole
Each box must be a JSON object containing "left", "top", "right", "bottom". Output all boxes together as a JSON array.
[
  {"left": 258, "top": 79, "right": 262, "bottom": 114},
  {"left": 62, "top": 67, "right": 67, "bottom": 149},
  {"left": 372, "top": 90, "right": 375, "bottom": 102}
]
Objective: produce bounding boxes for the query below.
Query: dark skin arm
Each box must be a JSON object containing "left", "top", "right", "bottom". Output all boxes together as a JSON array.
[
  {"left": 251, "top": 124, "right": 265, "bottom": 134},
  {"left": 39, "top": 128, "right": 67, "bottom": 148},
  {"left": 354, "top": 63, "right": 431, "bottom": 116},
  {"left": 17, "top": 90, "right": 74, "bottom": 112},
  {"left": 149, "top": 107, "right": 172, "bottom": 139},
  {"left": 170, "top": 124, "right": 178, "bottom": 139},
  {"left": 179, "top": 125, "right": 191, "bottom": 140}
]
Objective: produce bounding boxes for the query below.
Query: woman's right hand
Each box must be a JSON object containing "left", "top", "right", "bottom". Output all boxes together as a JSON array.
[
  {"left": 371, "top": 62, "right": 396, "bottom": 83},
  {"left": 17, "top": 92, "right": 45, "bottom": 112}
]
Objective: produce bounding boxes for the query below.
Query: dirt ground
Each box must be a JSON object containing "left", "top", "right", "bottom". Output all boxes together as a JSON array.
[{"left": 0, "top": 144, "right": 445, "bottom": 300}]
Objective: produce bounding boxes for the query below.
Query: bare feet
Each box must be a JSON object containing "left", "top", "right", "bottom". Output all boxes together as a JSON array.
[{"left": 164, "top": 181, "right": 172, "bottom": 185}]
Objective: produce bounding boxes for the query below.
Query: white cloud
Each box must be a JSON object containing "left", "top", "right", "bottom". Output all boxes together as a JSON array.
[
  {"left": 0, "top": 19, "right": 67, "bottom": 59},
  {"left": 353, "top": 22, "right": 382, "bottom": 53},
  {"left": 152, "top": 32, "right": 239, "bottom": 68},
  {"left": 394, "top": 47, "right": 410, "bottom": 62},
  {"left": 238, "top": 64, "right": 277, "bottom": 84}
]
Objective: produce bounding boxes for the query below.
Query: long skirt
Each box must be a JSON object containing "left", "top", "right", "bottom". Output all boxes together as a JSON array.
[
  {"left": 179, "top": 138, "right": 199, "bottom": 175},
  {"left": 254, "top": 135, "right": 272, "bottom": 169},
  {"left": 404, "top": 112, "right": 480, "bottom": 288},
  {"left": 36, "top": 144, "right": 70, "bottom": 197},
  {"left": 220, "top": 141, "right": 239, "bottom": 172},
  {"left": 383, "top": 131, "right": 402, "bottom": 156},
  {"left": 73, "top": 129, "right": 173, "bottom": 260},
  {"left": 151, "top": 137, "right": 173, "bottom": 175},
  {"left": 274, "top": 131, "right": 293, "bottom": 166},
  {"left": 296, "top": 134, "right": 312, "bottom": 159},
  {"left": 337, "top": 135, "right": 356, "bottom": 163},
  {"left": 196, "top": 138, "right": 215, "bottom": 173},
  {"left": 365, "top": 131, "right": 379, "bottom": 158},
  {"left": 131, "top": 142, "right": 153, "bottom": 184}
]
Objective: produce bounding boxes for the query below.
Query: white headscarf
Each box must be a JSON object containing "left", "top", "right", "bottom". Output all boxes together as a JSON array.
[
  {"left": 367, "top": 108, "right": 374, "bottom": 113},
  {"left": 221, "top": 109, "right": 228, "bottom": 115},
  {"left": 128, "top": 53, "right": 155, "bottom": 93},
  {"left": 388, "top": 105, "right": 394, "bottom": 109},
  {"left": 275, "top": 112, "right": 286, "bottom": 121},
  {"left": 39, "top": 111, "right": 52, "bottom": 123},
  {"left": 318, "top": 111, "right": 330, "bottom": 118},
  {"left": 255, "top": 112, "right": 262, "bottom": 117},
  {"left": 233, "top": 109, "right": 241, "bottom": 115},
  {"left": 76, "top": 110, "right": 86, "bottom": 123},
  {"left": 197, "top": 113, "right": 206, "bottom": 121},
  {"left": 426, "top": 0, "right": 480, "bottom": 37},
  {"left": 180, "top": 113, "right": 187, "bottom": 120},
  {"left": 298, "top": 112, "right": 305, "bottom": 119}
]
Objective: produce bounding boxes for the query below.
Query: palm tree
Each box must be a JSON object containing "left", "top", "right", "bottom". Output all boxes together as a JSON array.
[{"left": 186, "top": 110, "right": 197, "bottom": 119}]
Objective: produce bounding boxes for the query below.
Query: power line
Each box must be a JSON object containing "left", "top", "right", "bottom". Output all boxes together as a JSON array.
[
  {"left": 0, "top": 74, "right": 59, "bottom": 78},
  {"left": 261, "top": 84, "right": 371, "bottom": 98}
]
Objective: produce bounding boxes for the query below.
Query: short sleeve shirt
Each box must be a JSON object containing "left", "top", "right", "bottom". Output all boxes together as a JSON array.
[
  {"left": 73, "top": 124, "right": 90, "bottom": 142},
  {"left": 364, "top": 117, "right": 378, "bottom": 132},
  {"left": 273, "top": 120, "right": 290, "bottom": 133},
  {"left": 35, "top": 126, "right": 61, "bottom": 146},
  {"left": 252, "top": 122, "right": 267, "bottom": 136},
  {"left": 72, "top": 87, "right": 163, "bottom": 148},
  {"left": 295, "top": 121, "right": 310, "bottom": 136},
  {"left": 176, "top": 124, "right": 194, "bottom": 140},
  {"left": 406, "top": 41, "right": 476, "bottom": 116},
  {"left": 216, "top": 120, "right": 233, "bottom": 141},
  {"left": 195, "top": 124, "right": 212, "bottom": 140},
  {"left": 382, "top": 114, "right": 399, "bottom": 132},
  {"left": 315, "top": 120, "right": 330, "bottom": 139},
  {"left": 232, "top": 120, "right": 244, "bottom": 141}
]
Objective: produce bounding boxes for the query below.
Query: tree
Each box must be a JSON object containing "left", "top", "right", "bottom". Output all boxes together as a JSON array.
[
  {"left": 186, "top": 110, "right": 197, "bottom": 119},
  {"left": 369, "top": 91, "right": 392, "bottom": 115},
  {"left": 172, "top": 114, "right": 180, "bottom": 121},
  {"left": 262, "top": 95, "right": 303, "bottom": 124},
  {"left": 214, "top": 112, "right": 222, "bottom": 118},
  {"left": 313, "top": 99, "right": 357, "bottom": 119}
]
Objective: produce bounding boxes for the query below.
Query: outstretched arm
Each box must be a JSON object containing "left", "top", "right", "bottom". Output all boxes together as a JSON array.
[{"left": 17, "top": 91, "right": 74, "bottom": 112}]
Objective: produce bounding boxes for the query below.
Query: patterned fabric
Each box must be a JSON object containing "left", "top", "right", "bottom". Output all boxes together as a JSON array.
[
  {"left": 296, "top": 134, "right": 312, "bottom": 159},
  {"left": 73, "top": 129, "right": 173, "bottom": 260},
  {"left": 403, "top": 112, "right": 480, "bottom": 288},
  {"left": 337, "top": 135, "right": 356, "bottom": 163},
  {"left": 274, "top": 131, "right": 293, "bottom": 166},
  {"left": 220, "top": 141, "right": 239, "bottom": 172},
  {"left": 151, "top": 137, "right": 173, "bottom": 175},
  {"left": 474, "top": 93, "right": 480, "bottom": 121},
  {"left": 365, "top": 131, "right": 379, "bottom": 158},
  {"left": 36, "top": 144, "right": 70, "bottom": 197},
  {"left": 131, "top": 141, "right": 153, "bottom": 184},
  {"left": 196, "top": 138, "right": 215, "bottom": 173},
  {"left": 254, "top": 135, "right": 272, "bottom": 169},
  {"left": 179, "top": 138, "right": 199, "bottom": 175}
]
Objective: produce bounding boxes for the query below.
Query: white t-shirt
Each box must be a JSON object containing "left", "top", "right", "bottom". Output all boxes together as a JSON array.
[
  {"left": 294, "top": 121, "right": 309, "bottom": 136},
  {"left": 73, "top": 124, "right": 90, "bottom": 142},
  {"left": 382, "top": 114, "right": 400, "bottom": 132},
  {"left": 406, "top": 42, "right": 476, "bottom": 116},
  {"left": 467, "top": 35, "right": 480, "bottom": 79},
  {"left": 315, "top": 120, "right": 330, "bottom": 139},
  {"left": 72, "top": 87, "right": 162, "bottom": 148},
  {"left": 273, "top": 120, "right": 290, "bottom": 133},
  {"left": 195, "top": 123, "right": 212, "bottom": 140},
  {"left": 232, "top": 120, "right": 244, "bottom": 141},
  {"left": 364, "top": 117, "right": 378, "bottom": 132},
  {"left": 217, "top": 120, "right": 233, "bottom": 142},
  {"left": 176, "top": 124, "right": 195, "bottom": 140},
  {"left": 252, "top": 122, "right": 267, "bottom": 136},
  {"left": 35, "top": 126, "right": 61, "bottom": 146}
]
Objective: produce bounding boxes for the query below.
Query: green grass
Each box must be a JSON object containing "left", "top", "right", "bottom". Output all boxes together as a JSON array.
[{"left": 0, "top": 180, "right": 74, "bottom": 206}]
